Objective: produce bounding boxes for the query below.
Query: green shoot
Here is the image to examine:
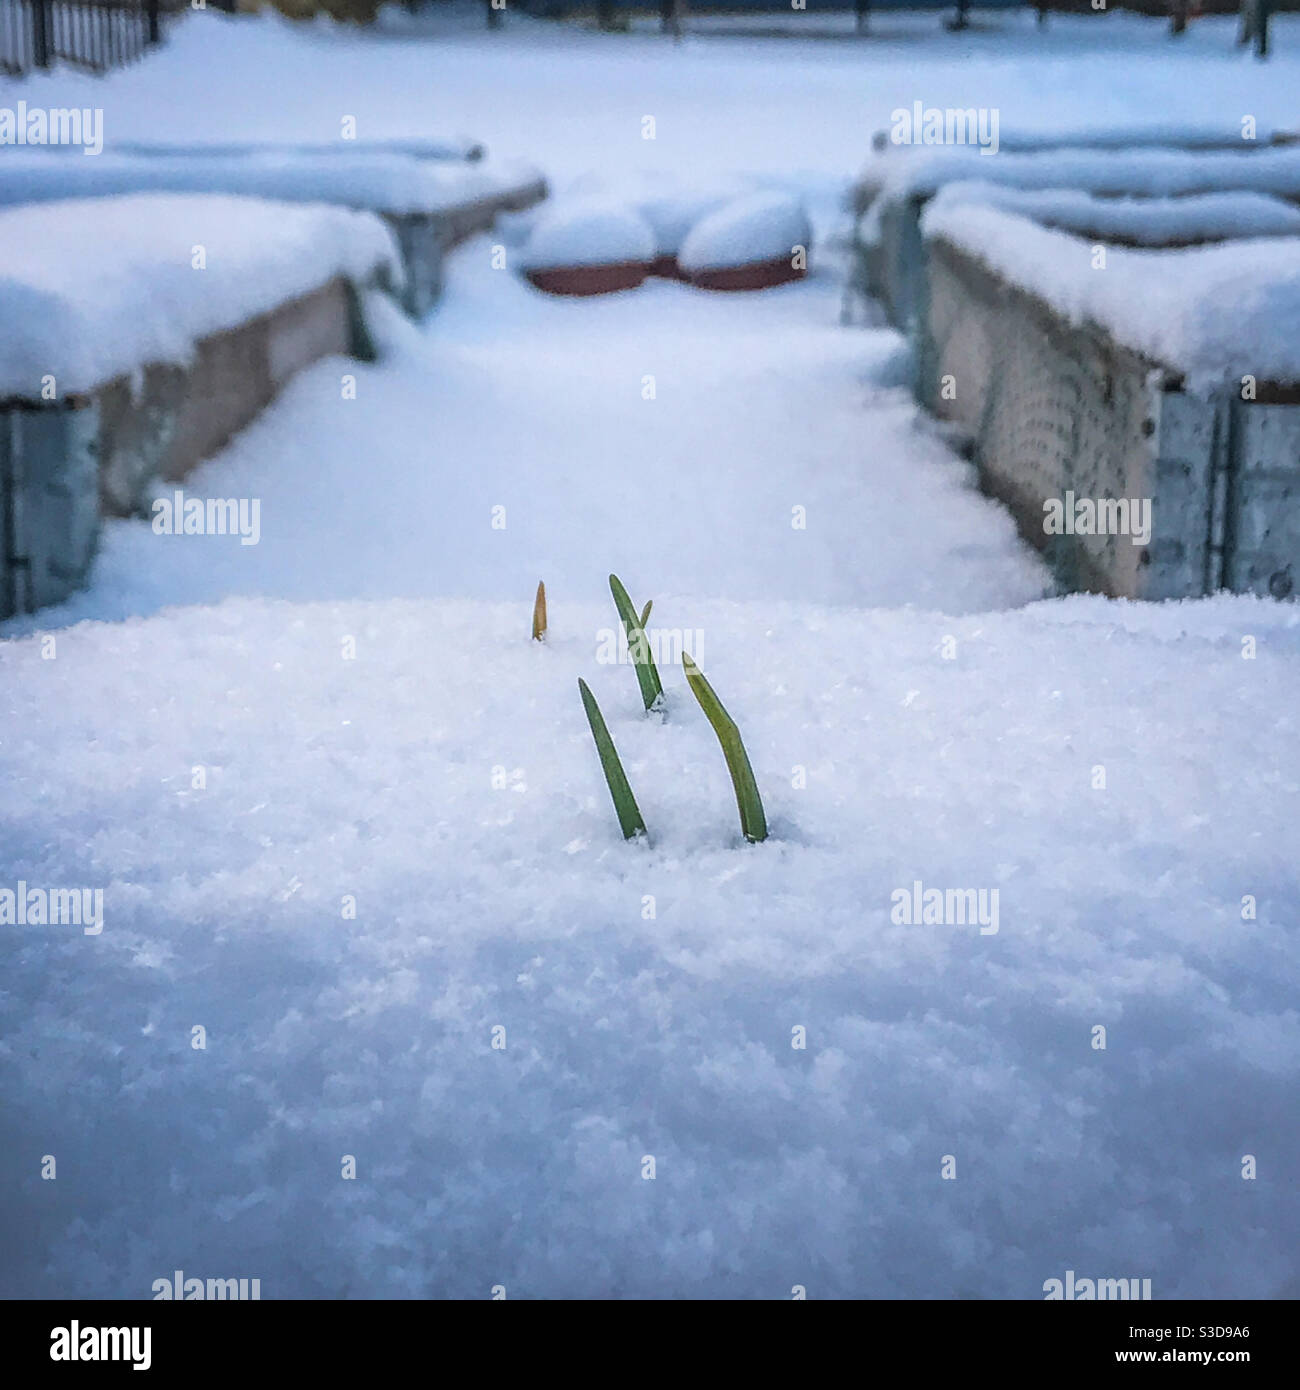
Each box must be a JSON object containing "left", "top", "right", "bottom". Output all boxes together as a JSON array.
[
  {"left": 578, "top": 678, "right": 647, "bottom": 841},
  {"left": 609, "top": 573, "right": 664, "bottom": 712},
  {"left": 681, "top": 652, "right": 767, "bottom": 843}
]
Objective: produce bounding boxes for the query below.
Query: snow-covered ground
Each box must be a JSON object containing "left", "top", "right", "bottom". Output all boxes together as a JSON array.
[
  {"left": 2, "top": 8, "right": 1299, "bottom": 1299},
  {"left": 8, "top": 7, "right": 1300, "bottom": 183}
]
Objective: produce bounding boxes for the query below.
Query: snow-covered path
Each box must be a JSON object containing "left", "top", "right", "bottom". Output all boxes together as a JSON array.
[{"left": 12, "top": 243, "right": 1047, "bottom": 631}]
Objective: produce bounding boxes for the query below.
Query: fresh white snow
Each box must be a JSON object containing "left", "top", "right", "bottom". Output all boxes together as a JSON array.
[
  {"left": 2, "top": 5, "right": 1299, "bottom": 1302},
  {"left": 0, "top": 265, "right": 1045, "bottom": 623},
  {"left": 3, "top": 584, "right": 1298, "bottom": 1299}
]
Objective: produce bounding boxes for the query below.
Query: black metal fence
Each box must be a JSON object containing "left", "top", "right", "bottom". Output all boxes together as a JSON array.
[{"left": 0, "top": 0, "right": 161, "bottom": 76}]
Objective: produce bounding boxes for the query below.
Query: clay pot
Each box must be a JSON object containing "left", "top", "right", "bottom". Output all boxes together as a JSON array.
[
  {"left": 685, "top": 258, "right": 807, "bottom": 292},
  {"left": 524, "top": 262, "right": 650, "bottom": 296}
]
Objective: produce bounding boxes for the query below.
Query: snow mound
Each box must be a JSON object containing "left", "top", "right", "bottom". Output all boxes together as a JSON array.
[
  {"left": 519, "top": 198, "right": 656, "bottom": 271},
  {"left": 564, "top": 172, "right": 754, "bottom": 259},
  {"left": 0, "top": 194, "right": 400, "bottom": 398},
  {"left": 637, "top": 187, "right": 744, "bottom": 258},
  {"left": 678, "top": 191, "right": 812, "bottom": 273}
]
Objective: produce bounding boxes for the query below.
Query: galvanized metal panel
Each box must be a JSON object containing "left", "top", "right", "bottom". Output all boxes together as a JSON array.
[
  {"left": 3, "top": 403, "right": 101, "bottom": 617},
  {"left": 387, "top": 212, "right": 445, "bottom": 319},
  {"left": 867, "top": 194, "right": 928, "bottom": 332},
  {"left": 1, "top": 413, "right": 14, "bottom": 620},
  {"left": 1224, "top": 403, "right": 1300, "bottom": 599},
  {"left": 1149, "top": 388, "right": 1226, "bottom": 599}
]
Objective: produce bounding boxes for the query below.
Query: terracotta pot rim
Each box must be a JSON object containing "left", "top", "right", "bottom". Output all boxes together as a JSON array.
[{"left": 524, "top": 261, "right": 652, "bottom": 296}]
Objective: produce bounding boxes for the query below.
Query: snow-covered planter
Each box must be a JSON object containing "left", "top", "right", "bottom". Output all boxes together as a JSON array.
[
  {"left": 854, "top": 144, "right": 1300, "bottom": 331},
  {"left": 0, "top": 152, "right": 548, "bottom": 319},
  {"left": 917, "top": 202, "right": 1300, "bottom": 600},
  {"left": 677, "top": 192, "right": 812, "bottom": 291},
  {"left": 0, "top": 194, "right": 398, "bottom": 620},
  {"left": 519, "top": 199, "right": 656, "bottom": 296}
]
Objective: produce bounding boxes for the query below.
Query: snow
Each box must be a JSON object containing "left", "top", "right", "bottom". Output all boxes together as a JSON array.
[
  {"left": 678, "top": 191, "right": 813, "bottom": 272},
  {"left": 0, "top": 195, "right": 400, "bottom": 397},
  {"left": 0, "top": 151, "right": 543, "bottom": 216},
  {"left": 566, "top": 172, "right": 754, "bottom": 257},
  {"left": 636, "top": 186, "right": 744, "bottom": 258},
  {"left": 520, "top": 197, "right": 656, "bottom": 270},
  {"left": 861, "top": 143, "right": 1300, "bottom": 206},
  {"left": 108, "top": 135, "right": 486, "bottom": 161},
  {"left": 922, "top": 199, "right": 1300, "bottom": 388},
  {"left": 1, "top": 268, "right": 1045, "bottom": 624},
  {"left": 3, "top": 5, "right": 1300, "bottom": 1301},
  {"left": 3, "top": 583, "right": 1298, "bottom": 1299},
  {"left": 12, "top": 10, "right": 1300, "bottom": 193},
  {"left": 927, "top": 181, "right": 1300, "bottom": 246},
  {"left": 877, "top": 120, "right": 1296, "bottom": 153}
]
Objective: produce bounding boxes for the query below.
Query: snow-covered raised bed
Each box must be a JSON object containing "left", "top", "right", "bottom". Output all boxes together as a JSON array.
[
  {"left": 0, "top": 193, "right": 399, "bottom": 620},
  {"left": 927, "top": 182, "right": 1300, "bottom": 248},
  {"left": 0, "top": 153, "right": 548, "bottom": 318},
  {"left": 854, "top": 144, "right": 1300, "bottom": 331},
  {"left": 108, "top": 135, "right": 488, "bottom": 162},
  {"left": 916, "top": 201, "right": 1300, "bottom": 600},
  {"left": 921, "top": 200, "right": 1300, "bottom": 392},
  {"left": 0, "top": 151, "right": 541, "bottom": 218},
  {"left": 862, "top": 118, "right": 1300, "bottom": 173},
  {"left": 857, "top": 142, "right": 1300, "bottom": 215},
  {"left": 519, "top": 198, "right": 657, "bottom": 296},
  {"left": 678, "top": 191, "right": 812, "bottom": 291}
]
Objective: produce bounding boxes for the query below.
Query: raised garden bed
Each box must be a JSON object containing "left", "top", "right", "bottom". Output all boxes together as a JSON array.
[
  {"left": 916, "top": 204, "right": 1300, "bottom": 600},
  {"left": 0, "top": 193, "right": 398, "bottom": 620},
  {"left": 853, "top": 143, "right": 1300, "bottom": 331},
  {"left": 0, "top": 152, "right": 548, "bottom": 319}
]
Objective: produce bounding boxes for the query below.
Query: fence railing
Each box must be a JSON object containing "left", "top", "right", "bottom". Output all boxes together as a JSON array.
[{"left": 0, "top": 0, "right": 161, "bottom": 76}]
